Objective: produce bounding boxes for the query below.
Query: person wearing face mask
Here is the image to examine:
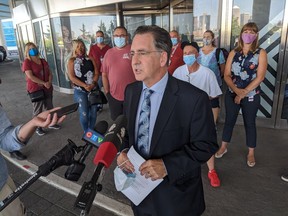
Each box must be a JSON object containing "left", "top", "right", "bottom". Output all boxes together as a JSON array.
[
  {"left": 198, "top": 30, "right": 226, "bottom": 124},
  {"left": 215, "top": 22, "right": 267, "bottom": 168},
  {"left": 67, "top": 39, "right": 99, "bottom": 132},
  {"left": 89, "top": 30, "right": 111, "bottom": 112},
  {"left": 173, "top": 41, "right": 222, "bottom": 187},
  {"left": 168, "top": 30, "right": 185, "bottom": 75},
  {"left": 101, "top": 26, "right": 136, "bottom": 121},
  {"left": 22, "top": 42, "right": 60, "bottom": 138}
]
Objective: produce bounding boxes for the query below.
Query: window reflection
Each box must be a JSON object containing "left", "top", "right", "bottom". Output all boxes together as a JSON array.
[
  {"left": 192, "top": 0, "right": 221, "bottom": 46},
  {"left": 124, "top": 14, "right": 168, "bottom": 42},
  {"left": 173, "top": 0, "right": 193, "bottom": 42},
  {"left": 50, "top": 15, "right": 116, "bottom": 89},
  {"left": 232, "top": 0, "right": 286, "bottom": 119}
]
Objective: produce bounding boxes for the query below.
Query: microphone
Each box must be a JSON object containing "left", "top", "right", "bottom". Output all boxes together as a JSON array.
[
  {"left": 74, "top": 115, "right": 127, "bottom": 213},
  {"left": 64, "top": 121, "right": 108, "bottom": 181},
  {"left": 38, "top": 139, "right": 80, "bottom": 176},
  {"left": 1, "top": 139, "right": 80, "bottom": 211}
]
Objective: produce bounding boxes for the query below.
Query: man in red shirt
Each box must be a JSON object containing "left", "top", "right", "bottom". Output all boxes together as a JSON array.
[
  {"left": 89, "top": 30, "right": 111, "bottom": 75},
  {"left": 89, "top": 30, "right": 111, "bottom": 111},
  {"left": 168, "top": 30, "right": 185, "bottom": 75},
  {"left": 102, "top": 27, "right": 136, "bottom": 120}
]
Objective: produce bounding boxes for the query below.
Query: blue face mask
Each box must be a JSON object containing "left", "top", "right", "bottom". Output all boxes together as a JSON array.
[
  {"left": 171, "top": 38, "right": 178, "bottom": 46},
  {"left": 29, "top": 48, "right": 39, "bottom": 56},
  {"left": 114, "top": 37, "right": 126, "bottom": 48},
  {"left": 96, "top": 37, "right": 104, "bottom": 44},
  {"left": 183, "top": 54, "right": 197, "bottom": 66}
]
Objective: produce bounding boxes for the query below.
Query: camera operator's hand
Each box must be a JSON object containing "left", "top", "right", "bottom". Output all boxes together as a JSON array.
[{"left": 17, "top": 107, "right": 66, "bottom": 143}]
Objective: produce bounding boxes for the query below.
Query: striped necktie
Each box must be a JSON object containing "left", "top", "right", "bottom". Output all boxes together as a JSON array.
[{"left": 137, "top": 89, "right": 154, "bottom": 156}]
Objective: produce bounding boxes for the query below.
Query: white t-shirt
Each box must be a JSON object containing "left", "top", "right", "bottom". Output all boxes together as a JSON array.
[{"left": 173, "top": 64, "right": 222, "bottom": 98}]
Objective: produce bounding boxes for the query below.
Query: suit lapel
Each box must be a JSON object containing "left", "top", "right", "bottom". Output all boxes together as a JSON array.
[{"left": 149, "top": 76, "right": 179, "bottom": 155}]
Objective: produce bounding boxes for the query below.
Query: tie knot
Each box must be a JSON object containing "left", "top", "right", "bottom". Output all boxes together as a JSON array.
[{"left": 144, "top": 89, "right": 154, "bottom": 99}]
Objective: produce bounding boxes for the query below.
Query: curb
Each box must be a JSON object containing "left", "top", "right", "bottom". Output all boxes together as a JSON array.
[{"left": 1, "top": 151, "right": 133, "bottom": 216}]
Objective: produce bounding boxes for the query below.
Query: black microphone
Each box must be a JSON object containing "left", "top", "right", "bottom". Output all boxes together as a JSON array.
[
  {"left": 38, "top": 139, "right": 80, "bottom": 176},
  {"left": 0, "top": 139, "right": 80, "bottom": 212},
  {"left": 74, "top": 115, "right": 127, "bottom": 213},
  {"left": 65, "top": 121, "right": 108, "bottom": 181}
]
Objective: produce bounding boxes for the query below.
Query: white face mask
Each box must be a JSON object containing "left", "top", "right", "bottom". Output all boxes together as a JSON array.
[
  {"left": 203, "top": 38, "right": 212, "bottom": 46},
  {"left": 113, "top": 166, "right": 136, "bottom": 191}
]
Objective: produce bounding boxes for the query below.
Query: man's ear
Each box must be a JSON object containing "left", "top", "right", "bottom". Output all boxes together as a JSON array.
[{"left": 160, "top": 52, "right": 168, "bottom": 67}]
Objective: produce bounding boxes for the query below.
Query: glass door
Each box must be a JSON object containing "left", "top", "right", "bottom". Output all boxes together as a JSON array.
[{"left": 231, "top": 0, "right": 287, "bottom": 128}]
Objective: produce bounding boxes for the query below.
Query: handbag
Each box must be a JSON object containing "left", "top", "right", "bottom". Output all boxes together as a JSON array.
[
  {"left": 88, "top": 87, "right": 108, "bottom": 105},
  {"left": 28, "top": 89, "right": 46, "bottom": 102},
  {"left": 28, "top": 59, "right": 46, "bottom": 103}
]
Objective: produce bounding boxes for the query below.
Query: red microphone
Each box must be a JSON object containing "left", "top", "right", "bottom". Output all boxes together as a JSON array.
[
  {"left": 93, "top": 142, "right": 118, "bottom": 168},
  {"left": 93, "top": 115, "right": 127, "bottom": 168},
  {"left": 74, "top": 115, "right": 127, "bottom": 213}
]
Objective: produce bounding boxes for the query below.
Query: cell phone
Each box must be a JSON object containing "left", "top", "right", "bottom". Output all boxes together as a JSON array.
[{"left": 50, "top": 103, "right": 79, "bottom": 118}]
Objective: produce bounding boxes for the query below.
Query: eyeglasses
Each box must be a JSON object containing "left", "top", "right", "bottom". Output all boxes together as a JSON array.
[
  {"left": 129, "top": 50, "right": 162, "bottom": 58},
  {"left": 113, "top": 34, "right": 127, "bottom": 37}
]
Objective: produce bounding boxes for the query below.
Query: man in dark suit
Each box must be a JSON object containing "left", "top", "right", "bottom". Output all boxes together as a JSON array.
[{"left": 117, "top": 25, "right": 219, "bottom": 216}]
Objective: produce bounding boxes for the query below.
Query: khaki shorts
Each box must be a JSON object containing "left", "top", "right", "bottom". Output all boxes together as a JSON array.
[{"left": 0, "top": 175, "right": 26, "bottom": 216}]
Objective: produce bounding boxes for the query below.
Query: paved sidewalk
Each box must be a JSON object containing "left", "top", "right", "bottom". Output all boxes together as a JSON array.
[{"left": 1, "top": 59, "right": 288, "bottom": 216}]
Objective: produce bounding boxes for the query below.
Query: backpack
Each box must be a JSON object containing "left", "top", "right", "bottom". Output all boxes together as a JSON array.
[{"left": 215, "top": 47, "right": 229, "bottom": 76}]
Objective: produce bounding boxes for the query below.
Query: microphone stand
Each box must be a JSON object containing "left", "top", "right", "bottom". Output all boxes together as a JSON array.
[
  {"left": 0, "top": 139, "right": 80, "bottom": 212},
  {"left": 74, "top": 163, "right": 105, "bottom": 215}
]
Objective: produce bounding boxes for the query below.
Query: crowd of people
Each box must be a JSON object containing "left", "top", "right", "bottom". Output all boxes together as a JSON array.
[{"left": 4, "top": 21, "right": 288, "bottom": 216}]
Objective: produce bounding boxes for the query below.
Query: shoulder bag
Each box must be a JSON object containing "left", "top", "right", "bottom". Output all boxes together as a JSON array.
[{"left": 28, "top": 59, "right": 46, "bottom": 102}]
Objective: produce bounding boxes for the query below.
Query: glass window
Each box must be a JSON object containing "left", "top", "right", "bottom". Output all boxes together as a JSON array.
[
  {"left": 193, "top": 0, "right": 221, "bottom": 46},
  {"left": 124, "top": 11, "right": 169, "bottom": 40},
  {"left": 232, "top": 0, "right": 286, "bottom": 118},
  {"left": 41, "top": 19, "right": 58, "bottom": 85},
  {"left": 173, "top": 0, "right": 193, "bottom": 42},
  {"left": 50, "top": 15, "right": 116, "bottom": 89}
]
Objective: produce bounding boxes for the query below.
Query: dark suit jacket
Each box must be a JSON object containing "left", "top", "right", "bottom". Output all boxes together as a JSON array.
[{"left": 123, "top": 75, "right": 219, "bottom": 216}]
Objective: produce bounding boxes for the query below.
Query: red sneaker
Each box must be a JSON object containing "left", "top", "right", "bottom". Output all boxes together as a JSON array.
[{"left": 208, "top": 169, "right": 220, "bottom": 187}]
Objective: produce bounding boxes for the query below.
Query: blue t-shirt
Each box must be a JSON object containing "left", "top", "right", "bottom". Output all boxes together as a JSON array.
[{"left": 198, "top": 47, "right": 225, "bottom": 86}]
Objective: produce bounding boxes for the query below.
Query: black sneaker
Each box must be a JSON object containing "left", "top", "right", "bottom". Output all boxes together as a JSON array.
[
  {"left": 281, "top": 174, "right": 288, "bottom": 182},
  {"left": 48, "top": 124, "right": 61, "bottom": 130},
  {"left": 36, "top": 127, "right": 46, "bottom": 136},
  {"left": 10, "top": 151, "right": 27, "bottom": 160}
]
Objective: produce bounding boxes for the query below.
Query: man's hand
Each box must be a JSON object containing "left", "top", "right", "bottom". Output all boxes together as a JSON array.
[
  {"left": 117, "top": 151, "right": 135, "bottom": 174},
  {"left": 33, "top": 107, "right": 66, "bottom": 128},
  {"left": 139, "top": 159, "right": 167, "bottom": 181},
  {"left": 17, "top": 107, "right": 66, "bottom": 143}
]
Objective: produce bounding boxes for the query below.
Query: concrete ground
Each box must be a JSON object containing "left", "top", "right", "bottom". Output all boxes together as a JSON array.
[{"left": 1, "top": 59, "right": 288, "bottom": 216}]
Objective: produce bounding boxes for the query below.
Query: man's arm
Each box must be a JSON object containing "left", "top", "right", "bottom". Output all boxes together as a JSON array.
[{"left": 0, "top": 107, "right": 65, "bottom": 152}]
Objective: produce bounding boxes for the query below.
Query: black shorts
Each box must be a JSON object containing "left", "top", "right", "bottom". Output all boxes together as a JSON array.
[{"left": 210, "top": 97, "right": 220, "bottom": 108}]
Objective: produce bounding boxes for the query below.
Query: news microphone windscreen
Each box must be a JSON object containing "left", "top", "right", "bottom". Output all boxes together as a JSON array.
[
  {"left": 104, "top": 115, "right": 127, "bottom": 151},
  {"left": 94, "top": 121, "right": 109, "bottom": 134},
  {"left": 93, "top": 142, "right": 118, "bottom": 168},
  {"left": 82, "top": 121, "right": 108, "bottom": 147}
]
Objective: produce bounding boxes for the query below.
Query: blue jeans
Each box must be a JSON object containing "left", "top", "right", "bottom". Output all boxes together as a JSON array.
[
  {"left": 222, "top": 91, "right": 260, "bottom": 148},
  {"left": 74, "top": 89, "right": 97, "bottom": 132}
]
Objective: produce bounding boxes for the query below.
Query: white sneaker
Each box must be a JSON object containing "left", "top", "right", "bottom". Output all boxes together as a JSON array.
[
  {"left": 281, "top": 174, "right": 288, "bottom": 182},
  {"left": 48, "top": 124, "right": 61, "bottom": 130}
]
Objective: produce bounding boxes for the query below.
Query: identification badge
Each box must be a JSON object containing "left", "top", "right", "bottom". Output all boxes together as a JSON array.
[{"left": 248, "top": 96, "right": 254, "bottom": 102}]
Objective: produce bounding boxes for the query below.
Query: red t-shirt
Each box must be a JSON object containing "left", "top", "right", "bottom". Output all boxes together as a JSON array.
[
  {"left": 168, "top": 43, "right": 185, "bottom": 75},
  {"left": 89, "top": 44, "right": 111, "bottom": 73},
  {"left": 22, "top": 58, "right": 53, "bottom": 93},
  {"left": 101, "top": 45, "right": 136, "bottom": 101}
]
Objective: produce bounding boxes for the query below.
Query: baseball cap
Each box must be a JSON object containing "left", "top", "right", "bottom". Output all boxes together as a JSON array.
[{"left": 181, "top": 41, "right": 200, "bottom": 52}]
